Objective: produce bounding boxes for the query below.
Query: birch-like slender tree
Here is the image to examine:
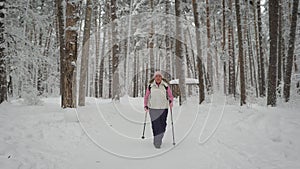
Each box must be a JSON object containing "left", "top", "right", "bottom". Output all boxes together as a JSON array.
[{"left": 79, "top": 0, "right": 92, "bottom": 106}]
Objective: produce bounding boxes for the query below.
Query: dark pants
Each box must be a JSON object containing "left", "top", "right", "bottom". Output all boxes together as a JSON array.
[{"left": 149, "top": 108, "right": 168, "bottom": 146}]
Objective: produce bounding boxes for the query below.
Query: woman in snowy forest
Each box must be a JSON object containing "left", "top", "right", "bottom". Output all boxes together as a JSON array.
[{"left": 144, "top": 71, "right": 174, "bottom": 148}]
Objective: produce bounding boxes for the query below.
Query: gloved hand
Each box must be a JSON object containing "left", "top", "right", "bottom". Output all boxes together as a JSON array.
[{"left": 144, "top": 106, "right": 149, "bottom": 112}]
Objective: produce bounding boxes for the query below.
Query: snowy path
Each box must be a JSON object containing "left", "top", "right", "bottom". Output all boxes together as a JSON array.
[{"left": 1, "top": 95, "right": 300, "bottom": 169}]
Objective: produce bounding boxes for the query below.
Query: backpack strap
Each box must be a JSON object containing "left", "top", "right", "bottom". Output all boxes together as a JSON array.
[
  {"left": 164, "top": 85, "right": 169, "bottom": 101},
  {"left": 148, "top": 84, "right": 152, "bottom": 91}
]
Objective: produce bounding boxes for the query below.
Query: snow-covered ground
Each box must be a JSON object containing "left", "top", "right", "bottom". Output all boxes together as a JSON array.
[{"left": 1, "top": 94, "right": 300, "bottom": 169}]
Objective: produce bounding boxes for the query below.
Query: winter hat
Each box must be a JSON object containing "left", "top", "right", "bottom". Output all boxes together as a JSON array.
[{"left": 153, "top": 71, "right": 163, "bottom": 78}]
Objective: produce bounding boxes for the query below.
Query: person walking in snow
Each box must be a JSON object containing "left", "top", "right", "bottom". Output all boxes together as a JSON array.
[{"left": 144, "top": 71, "right": 174, "bottom": 148}]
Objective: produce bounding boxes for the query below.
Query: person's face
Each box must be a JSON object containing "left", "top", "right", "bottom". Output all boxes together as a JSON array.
[{"left": 155, "top": 74, "right": 162, "bottom": 83}]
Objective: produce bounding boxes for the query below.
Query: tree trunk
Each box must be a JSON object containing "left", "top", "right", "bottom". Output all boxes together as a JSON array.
[
  {"left": 0, "top": 0, "right": 7, "bottom": 104},
  {"left": 108, "top": 21, "right": 112, "bottom": 98},
  {"left": 235, "top": 0, "right": 246, "bottom": 105},
  {"left": 253, "top": 2, "right": 261, "bottom": 96},
  {"left": 213, "top": 15, "right": 219, "bottom": 90},
  {"left": 56, "top": 0, "right": 66, "bottom": 107},
  {"left": 192, "top": 0, "right": 205, "bottom": 104},
  {"left": 184, "top": 30, "right": 192, "bottom": 96},
  {"left": 257, "top": 0, "right": 266, "bottom": 97},
  {"left": 111, "top": 0, "right": 119, "bottom": 100},
  {"left": 94, "top": 2, "right": 100, "bottom": 98},
  {"left": 284, "top": 0, "right": 299, "bottom": 102},
  {"left": 149, "top": 0, "right": 155, "bottom": 77},
  {"left": 124, "top": 0, "right": 134, "bottom": 93},
  {"left": 246, "top": 0, "right": 258, "bottom": 97},
  {"left": 267, "top": 0, "right": 279, "bottom": 106},
  {"left": 175, "top": 0, "right": 186, "bottom": 105},
  {"left": 78, "top": 0, "right": 92, "bottom": 106},
  {"left": 99, "top": 27, "right": 107, "bottom": 98},
  {"left": 206, "top": 0, "right": 213, "bottom": 93},
  {"left": 277, "top": 0, "right": 283, "bottom": 95},
  {"left": 62, "top": 1, "right": 79, "bottom": 108},
  {"left": 165, "top": 0, "right": 171, "bottom": 80},
  {"left": 133, "top": 49, "right": 137, "bottom": 97},
  {"left": 228, "top": 0, "right": 236, "bottom": 96},
  {"left": 136, "top": 50, "right": 140, "bottom": 96},
  {"left": 222, "top": 0, "right": 227, "bottom": 95}
]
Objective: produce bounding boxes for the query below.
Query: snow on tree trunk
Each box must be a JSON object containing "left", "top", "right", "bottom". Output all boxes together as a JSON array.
[{"left": 78, "top": 0, "right": 92, "bottom": 106}]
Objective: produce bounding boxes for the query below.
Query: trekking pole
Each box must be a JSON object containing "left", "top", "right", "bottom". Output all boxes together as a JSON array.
[
  {"left": 170, "top": 107, "right": 176, "bottom": 145},
  {"left": 141, "top": 110, "right": 147, "bottom": 139}
]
